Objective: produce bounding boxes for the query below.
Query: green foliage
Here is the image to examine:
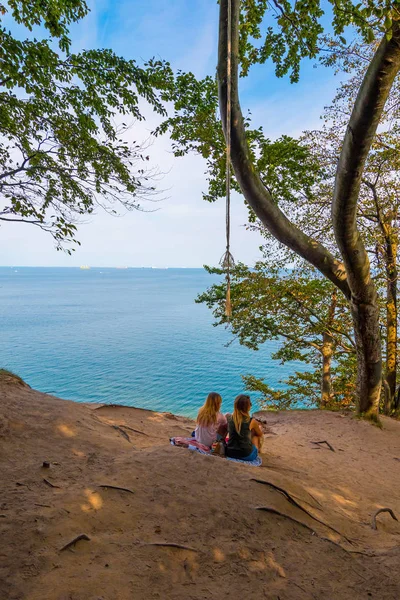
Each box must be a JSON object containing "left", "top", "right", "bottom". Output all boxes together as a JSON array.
[
  {"left": 2, "top": 0, "right": 89, "bottom": 51},
  {"left": 158, "top": 71, "right": 323, "bottom": 210},
  {"left": 0, "top": 0, "right": 173, "bottom": 250},
  {"left": 158, "top": 2, "right": 400, "bottom": 415},
  {"left": 238, "top": 0, "right": 398, "bottom": 83},
  {"left": 197, "top": 261, "right": 356, "bottom": 409},
  {"left": 298, "top": 44, "right": 400, "bottom": 383},
  {"left": 243, "top": 371, "right": 321, "bottom": 410}
]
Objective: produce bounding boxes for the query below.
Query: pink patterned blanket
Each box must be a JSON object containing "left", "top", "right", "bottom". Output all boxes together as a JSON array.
[{"left": 170, "top": 436, "right": 210, "bottom": 453}]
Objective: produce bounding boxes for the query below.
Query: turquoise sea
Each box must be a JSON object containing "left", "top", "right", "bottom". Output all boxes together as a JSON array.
[{"left": 0, "top": 267, "right": 302, "bottom": 417}]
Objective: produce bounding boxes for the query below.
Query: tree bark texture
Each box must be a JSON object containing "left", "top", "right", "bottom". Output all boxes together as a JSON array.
[
  {"left": 218, "top": 0, "right": 400, "bottom": 418},
  {"left": 384, "top": 233, "right": 397, "bottom": 414},
  {"left": 332, "top": 23, "right": 400, "bottom": 418},
  {"left": 321, "top": 331, "right": 334, "bottom": 407},
  {"left": 217, "top": 0, "right": 350, "bottom": 299},
  {"left": 321, "top": 291, "right": 337, "bottom": 407}
]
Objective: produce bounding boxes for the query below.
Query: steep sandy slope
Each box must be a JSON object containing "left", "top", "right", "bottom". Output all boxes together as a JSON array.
[{"left": 1, "top": 379, "right": 400, "bottom": 599}]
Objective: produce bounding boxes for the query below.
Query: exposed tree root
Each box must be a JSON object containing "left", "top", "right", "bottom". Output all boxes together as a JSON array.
[
  {"left": 43, "top": 478, "right": 60, "bottom": 488},
  {"left": 371, "top": 508, "right": 399, "bottom": 530},
  {"left": 255, "top": 506, "right": 321, "bottom": 535},
  {"left": 251, "top": 477, "right": 322, "bottom": 508},
  {"left": 98, "top": 485, "right": 134, "bottom": 494},
  {"left": 119, "top": 424, "right": 149, "bottom": 437},
  {"left": 255, "top": 507, "right": 353, "bottom": 554},
  {"left": 311, "top": 440, "right": 335, "bottom": 452},
  {"left": 143, "top": 542, "right": 198, "bottom": 552},
  {"left": 111, "top": 425, "right": 130, "bottom": 442},
  {"left": 60, "top": 534, "right": 90, "bottom": 552},
  {"left": 291, "top": 580, "right": 317, "bottom": 598},
  {"left": 251, "top": 478, "right": 349, "bottom": 541}
]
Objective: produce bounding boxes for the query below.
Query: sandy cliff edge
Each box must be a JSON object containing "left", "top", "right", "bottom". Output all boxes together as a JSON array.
[{"left": 1, "top": 379, "right": 400, "bottom": 599}]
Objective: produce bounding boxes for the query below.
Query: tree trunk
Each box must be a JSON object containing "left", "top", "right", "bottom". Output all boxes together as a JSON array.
[
  {"left": 365, "top": 184, "right": 398, "bottom": 415},
  {"left": 321, "top": 331, "right": 334, "bottom": 408},
  {"left": 218, "top": 0, "right": 400, "bottom": 419},
  {"left": 384, "top": 235, "right": 397, "bottom": 414},
  {"left": 349, "top": 298, "right": 382, "bottom": 418},
  {"left": 217, "top": 0, "right": 350, "bottom": 299},
  {"left": 331, "top": 22, "right": 400, "bottom": 420},
  {"left": 320, "top": 291, "right": 337, "bottom": 407}
]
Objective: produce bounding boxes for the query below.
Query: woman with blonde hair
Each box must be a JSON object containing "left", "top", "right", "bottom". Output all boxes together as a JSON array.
[
  {"left": 226, "top": 394, "right": 263, "bottom": 461},
  {"left": 194, "top": 392, "right": 227, "bottom": 447}
]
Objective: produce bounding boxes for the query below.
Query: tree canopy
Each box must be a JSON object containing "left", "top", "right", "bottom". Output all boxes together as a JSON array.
[
  {"left": 159, "top": 0, "right": 400, "bottom": 419},
  {"left": 197, "top": 261, "right": 356, "bottom": 410},
  {"left": 0, "top": 0, "right": 172, "bottom": 250}
]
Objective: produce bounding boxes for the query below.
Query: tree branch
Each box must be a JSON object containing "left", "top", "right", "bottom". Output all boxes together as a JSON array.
[
  {"left": 332, "top": 23, "right": 400, "bottom": 300},
  {"left": 217, "top": 0, "right": 350, "bottom": 298},
  {"left": 286, "top": 290, "right": 356, "bottom": 348}
]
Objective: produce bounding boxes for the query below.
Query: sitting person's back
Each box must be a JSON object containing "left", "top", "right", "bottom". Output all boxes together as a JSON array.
[
  {"left": 226, "top": 394, "right": 263, "bottom": 461},
  {"left": 195, "top": 392, "right": 227, "bottom": 447}
]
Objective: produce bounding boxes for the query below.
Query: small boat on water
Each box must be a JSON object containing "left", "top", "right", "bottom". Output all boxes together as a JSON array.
[{"left": 80, "top": 265, "right": 90, "bottom": 270}]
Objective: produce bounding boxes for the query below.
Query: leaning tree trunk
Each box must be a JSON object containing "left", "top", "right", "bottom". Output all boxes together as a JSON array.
[
  {"left": 217, "top": 0, "right": 350, "bottom": 298},
  {"left": 217, "top": 0, "right": 400, "bottom": 419},
  {"left": 331, "top": 23, "right": 400, "bottom": 420},
  {"left": 366, "top": 186, "right": 398, "bottom": 415},
  {"left": 320, "top": 290, "right": 337, "bottom": 407},
  {"left": 384, "top": 233, "right": 397, "bottom": 414},
  {"left": 321, "top": 331, "right": 334, "bottom": 408}
]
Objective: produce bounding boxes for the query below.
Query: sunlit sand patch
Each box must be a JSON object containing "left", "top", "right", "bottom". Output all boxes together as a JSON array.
[
  {"left": 331, "top": 493, "right": 357, "bottom": 508},
  {"left": 147, "top": 413, "right": 167, "bottom": 424},
  {"left": 57, "top": 424, "right": 76, "bottom": 438},
  {"left": 101, "top": 417, "right": 118, "bottom": 425},
  {"left": 72, "top": 448, "right": 86, "bottom": 458},
  {"left": 248, "top": 553, "right": 268, "bottom": 573},
  {"left": 185, "top": 553, "right": 199, "bottom": 575},
  {"left": 337, "top": 485, "right": 354, "bottom": 496},
  {"left": 306, "top": 487, "right": 326, "bottom": 501},
  {"left": 213, "top": 547, "right": 225, "bottom": 562},
  {"left": 334, "top": 506, "right": 359, "bottom": 520},
  {"left": 150, "top": 548, "right": 200, "bottom": 582},
  {"left": 80, "top": 488, "right": 103, "bottom": 512},
  {"left": 266, "top": 552, "right": 286, "bottom": 578}
]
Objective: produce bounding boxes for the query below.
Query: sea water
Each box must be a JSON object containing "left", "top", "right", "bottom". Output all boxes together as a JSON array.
[{"left": 0, "top": 267, "right": 303, "bottom": 417}]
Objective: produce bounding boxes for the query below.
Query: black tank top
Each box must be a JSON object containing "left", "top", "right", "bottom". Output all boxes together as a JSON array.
[{"left": 226, "top": 415, "right": 253, "bottom": 458}]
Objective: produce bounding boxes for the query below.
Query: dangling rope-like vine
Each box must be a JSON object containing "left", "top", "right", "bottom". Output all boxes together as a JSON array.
[{"left": 220, "top": 0, "right": 235, "bottom": 319}]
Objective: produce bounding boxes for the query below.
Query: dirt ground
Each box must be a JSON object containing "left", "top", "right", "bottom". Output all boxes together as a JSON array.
[{"left": 1, "top": 378, "right": 400, "bottom": 599}]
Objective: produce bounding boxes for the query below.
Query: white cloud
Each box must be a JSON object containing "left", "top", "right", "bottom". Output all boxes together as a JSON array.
[{"left": 0, "top": 0, "right": 341, "bottom": 267}]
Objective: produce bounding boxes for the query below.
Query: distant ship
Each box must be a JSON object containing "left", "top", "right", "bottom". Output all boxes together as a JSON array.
[{"left": 80, "top": 265, "right": 90, "bottom": 270}]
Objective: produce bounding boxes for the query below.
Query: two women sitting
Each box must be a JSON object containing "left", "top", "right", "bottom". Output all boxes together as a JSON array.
[{"left": 195, "top": 392, "right": 263, "bottom": 461}]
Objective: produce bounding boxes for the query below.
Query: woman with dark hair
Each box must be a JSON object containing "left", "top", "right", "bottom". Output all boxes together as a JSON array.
[{"left": 226, "top": 394, "right": 263, "bottom": 461}]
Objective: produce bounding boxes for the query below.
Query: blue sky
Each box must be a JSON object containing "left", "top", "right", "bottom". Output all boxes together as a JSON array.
[{"left": 1, "top": 0, "right": 343, "bottom": 267}]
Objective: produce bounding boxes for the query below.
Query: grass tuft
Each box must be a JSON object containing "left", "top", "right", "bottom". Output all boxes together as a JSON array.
[
  {"left": 0, "top": 369, "right": 27, "bottom": 386},
  {"left": 355, "top": 410, "right": 382, "bottom": 428}
]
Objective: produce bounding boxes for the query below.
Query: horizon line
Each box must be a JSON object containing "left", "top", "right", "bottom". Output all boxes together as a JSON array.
[{"left": 0, "top": 265, "right": 208, "bottom": 269}]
